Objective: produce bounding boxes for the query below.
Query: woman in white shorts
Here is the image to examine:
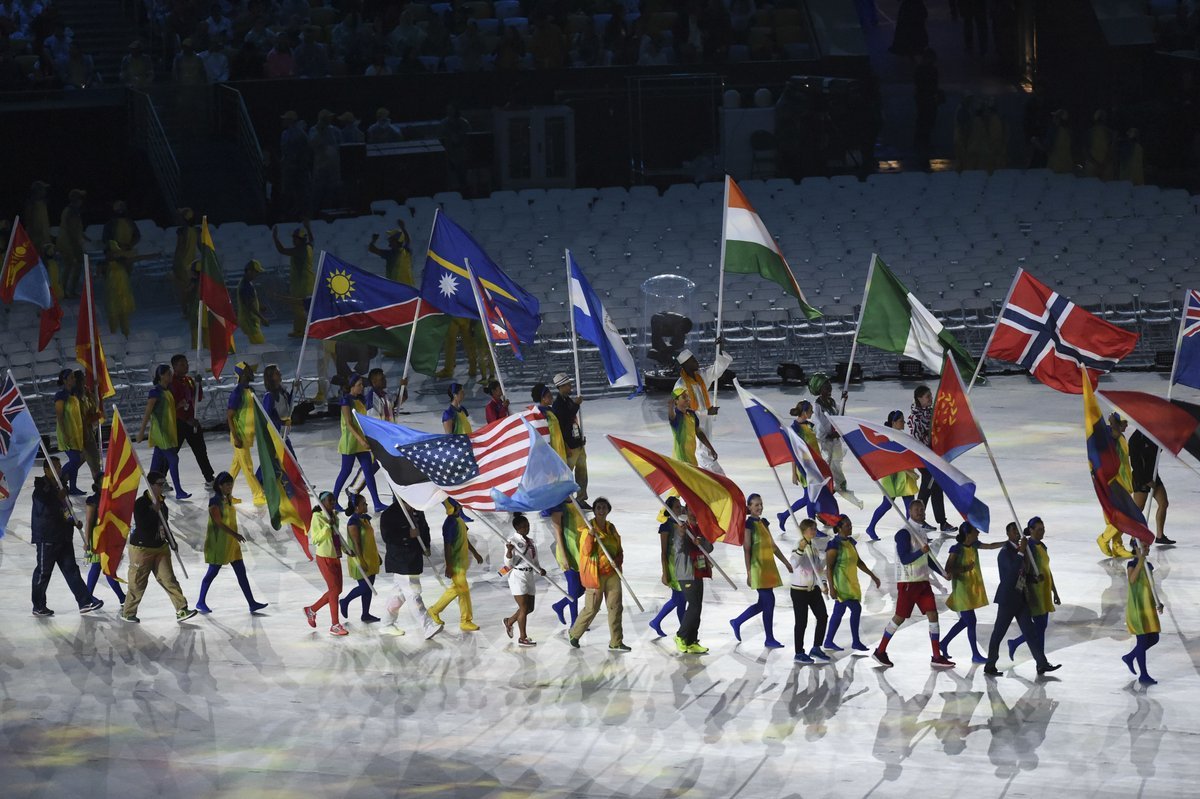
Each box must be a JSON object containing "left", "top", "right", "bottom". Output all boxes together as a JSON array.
[{"left": 503, "top": 513, "right": 546, "bottom": 646}]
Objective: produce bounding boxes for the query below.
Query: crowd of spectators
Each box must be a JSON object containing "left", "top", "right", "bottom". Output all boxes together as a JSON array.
[{"left": 0, "top": 0, "right": 104, "bottom": 90}]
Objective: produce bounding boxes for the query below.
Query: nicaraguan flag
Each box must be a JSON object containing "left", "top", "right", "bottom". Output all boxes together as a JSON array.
[{"left": 567, "top": 250, "right": 640, "bottom": 389}]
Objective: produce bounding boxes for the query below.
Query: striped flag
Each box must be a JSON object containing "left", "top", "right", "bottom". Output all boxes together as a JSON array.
[
  {"left": 356, "top": 409, "right": 550, "bottom": 511},
  {"left": 721, "top": 176, "right": 821, "bottom": 320},
  {"left": 251, "top": 394, "right": 313, "bottom": 559},
  {"left": 95, "top": 407, "right": 143, "bottom": 578}
]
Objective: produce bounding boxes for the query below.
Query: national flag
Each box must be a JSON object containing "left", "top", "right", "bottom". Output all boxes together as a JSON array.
[
  {"left": 987, "top": 269, "right": 1139, "bottom": 394},
  {"left": 94, "top": 408, "right": 143, "bottom": 577},
  {"left": 74, "top": 256, "right": 115, "bottom": 399},
  {"left": 856, "top": 255, "right": 976, "bottom": 377},
  {"left": 784, "top": 426, "right": 842, "bottom": 525},
  {"left": 0, "top": 218, "right": 61, "bottom": 350},
  {"left": 830, "top": 415, "right": 990, "bottom": 532},
  {"left": 490, "top": 418, "right": 578, "bottom": 512},
  {"left": 931, "top": 352, "right": 984, "bottom": 461},
  {"left": 357, "top": 408, "right": 551, "bottom": 511},
  {"left": 309, "top": 252, "right": 448, "bottom": 375},
  {"left": 252, "top": 395, "right": 313, "bottom": 560},
  {"left": 466, "top": 258, "right": 522, "bottom": 359},
  {"left": 421, "top": 212, "right": 541, "bottom": 345},
  {"left": 608, "top": 434, "right": 746, "bottom": 545},
  {"left": 1171, "top": 288, "right": 1200, "bottom": 390},
  {"left": 734, "top": 380, "right": 793, "bottom": 466},
  {"left": 568, "top": 251, "right": 641, "bottom": 389},
  {"left": 0, "top": 374, "right": 41, "bottom": 538},
  {"left": 364, "top": 431, "right": 447, "bottom": 510},
  {"left": 198, "top": 218, "right": 238, "bottom": 378},
  {"left": 721, "top": 177, "right": 821, "bottom": 320},
  {"left": 1098, "top": 390, "right": 1200, "bottom": 463},
  {"left": 1083, "top": 371, "right": 1154, "bottom": 544}
]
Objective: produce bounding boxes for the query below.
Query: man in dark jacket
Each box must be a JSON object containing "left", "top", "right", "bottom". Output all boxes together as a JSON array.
[
  {"left": 984, "top": 523, "right": 1061, "bottom": 676},
  {"left": 552, "top": 373, "right": 589, "bottom": 508},
  {"left": 31, "top": 457, "right": 102, "bottom": 616},
  {"left": 380, "top": 498, "right": 442, "bottom": 639},
  {"left": 120, "top": 470, "right": 198, "bottom": 623}
]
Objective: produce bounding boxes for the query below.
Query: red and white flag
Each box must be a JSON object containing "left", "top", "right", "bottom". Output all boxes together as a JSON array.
[{"left": 931, "top": 352, "right": 984, "bottom": 461}]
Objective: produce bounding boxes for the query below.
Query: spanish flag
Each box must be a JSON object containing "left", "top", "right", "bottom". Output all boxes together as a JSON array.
[
  {"left": 74, "top": 255, "right": 115, "bottom": 398},
  {"left": 1083, "top": 368, "right": 1154, "bottom": 544},
  {"left": 251, "top": 393, "right": 313, "bottom": 559},
  {"left": 95, "top": 407, "right": 142, "bottom": 577},
  {"left": 608, "top": 435, "right": 746, "bottom": 545}
]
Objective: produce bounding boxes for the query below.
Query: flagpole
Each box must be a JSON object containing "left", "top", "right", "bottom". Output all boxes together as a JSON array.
[
  {"left": 472, "top": 509, "right": 571, "bottom": 597},
  {"left": 8, "top": 370, "right": 81, "bottom": 535},
  {"left": 712, "top": 176, "right": 731, "bottom": 411},
  {"left": 968, "top": 267, "right": 1023, "bottom": 394},
  {"left": 569, "top": 496, "right": 644, "bottom": 611},
  {"left": 873, "top": 479, "right": 946, "bottom": 577},
  {"left": 841, "top": 253, "right": 876, "bottom": 414},
  {"left": 766, "top": 466, "right": 826, "bottom": 581},
  {"left": 292, "top": 250, "right": 327, "bottom": 400},
  {"left": 606, "top": 445, "right": 738, "bottom": 590},
  {"left": 401, "top": 207, "right": 440, "bottom": 385},
  {"left": 565, "top": 248, "right": 585, "bottom": 439},
  {"left": 83, "top": 254, "right": 104, "bottom": 463},
  {"left": 1141, "top": 289, "right": 1192, "bottom": 537},
  {"left": 465, "top": 257, "right": 507, "bottom": 399}
]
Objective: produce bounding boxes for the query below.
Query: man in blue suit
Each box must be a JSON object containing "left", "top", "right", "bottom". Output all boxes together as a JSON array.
[{"left": 984, "top": 523, "right": 1061, "bottom": 676}]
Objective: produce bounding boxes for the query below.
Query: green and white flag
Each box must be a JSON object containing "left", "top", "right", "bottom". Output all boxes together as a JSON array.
[
  {"left": 722, "top": 176, "right": 822, "bottom": 320},
  {"left": 855, "top": 255, "right": 976, "bottom": 377}
]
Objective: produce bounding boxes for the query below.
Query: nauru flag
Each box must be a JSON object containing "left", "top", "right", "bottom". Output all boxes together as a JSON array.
[{"left": 722, "top": 176, "right": 821, "bottom": 320}]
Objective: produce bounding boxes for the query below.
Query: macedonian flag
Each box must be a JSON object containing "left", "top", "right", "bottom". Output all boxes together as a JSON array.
[{"left": 95, "top": 407, "right": 143, "bottom": 578}]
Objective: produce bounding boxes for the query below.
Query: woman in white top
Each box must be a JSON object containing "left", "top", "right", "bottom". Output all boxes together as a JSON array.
[
  {"left": 789, "top": 518, "right": 831, "bottom": 665},
  {"left": 503, "top": 513, "right": 546, "bottom": 646}
]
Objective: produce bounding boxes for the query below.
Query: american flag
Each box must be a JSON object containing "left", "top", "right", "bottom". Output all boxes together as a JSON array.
[{"left": 359, "top": 409, "right": 550, "bottom": 511}]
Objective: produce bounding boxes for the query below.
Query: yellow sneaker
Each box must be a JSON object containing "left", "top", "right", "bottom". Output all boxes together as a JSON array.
[
  {"left": 1096, "top": 533, "right": 1114, "bottom": 557},
  {"left": 429, "top": 611, "right": 444, "bottom": 627},
  {"left": 1111, "top": 541, "right": 1134, "bottom": 559},
  {"left": 460, "top": 621, "right": 480, "bottom": 632}
]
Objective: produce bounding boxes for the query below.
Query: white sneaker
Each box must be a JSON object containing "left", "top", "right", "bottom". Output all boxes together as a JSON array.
[
  {"left": 382, "top": 624, "right": 406, "bottom": 637},
  {"left": 425, "top": 623, "right": 444, "bottom": 640}
]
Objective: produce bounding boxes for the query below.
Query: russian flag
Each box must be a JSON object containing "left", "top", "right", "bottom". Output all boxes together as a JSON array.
[
  {"left": 831, "top": 415, "right": 990, "bottom": 532},
  {"left": 734, "top": 380, "right": 793, "bottom": 467},
  {"left": 568, "top": 251, "right": 641, "bottom": 390}
]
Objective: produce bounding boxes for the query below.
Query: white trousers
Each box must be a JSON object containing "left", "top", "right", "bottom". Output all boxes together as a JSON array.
[{"left": 385, "top": 574, "right": 441, "bottom": 638}]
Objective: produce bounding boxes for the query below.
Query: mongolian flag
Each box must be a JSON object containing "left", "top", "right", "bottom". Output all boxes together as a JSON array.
[
  {"left": 0, "top": 218, "right": 62, "bottom": 350},
  {"left": 251, "top": 394, "right": 312, "bottom": 559},
  {"left": 931, "top": 352, "right": 984, "bottom": 461},
  {"left": 1083, "top": 370, "right": 1154, "bottom": 544},
  {"left": 608, "top": 435, "right": 746, "bottom": 545},
  {"left": 75, "top": 255, "right": 115, "bottom": 399},
  {"left": 198, "top": 217, "right": 238, "bottom": 378},
  {"left": 95, "top": 407, "right": 143, "bottom": 577}
]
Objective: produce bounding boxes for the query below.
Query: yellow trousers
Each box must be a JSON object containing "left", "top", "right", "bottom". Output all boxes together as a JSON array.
[
  {"left": 428, "top": 571, "right": 472, "bottom": 624},
  {"left": 440, "top": 318, "right": 478, "bottom": 377},
  {"left": 229, "top": 443, "right": 266, "bottom": 504}
]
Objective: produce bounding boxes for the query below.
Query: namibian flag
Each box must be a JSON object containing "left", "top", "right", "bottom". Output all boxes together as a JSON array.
[
  {"left": 310, "top": 253, "right": 448, "bottom": 375},
  {"left": 95, "top": 407, "right": 142, "bottom": 578},
  {"left": 251, "top": 394, "right": 312, "bottom": 559},
  {"left": 608, "top": 434, "right": 746, "bottom": 545},
  {"left": 721, "top": 176, "right": 821, "bottom": 320},
  {"left": 1084, "top": 370, "right": 1154, "bottom": 544},
  {"left": 198, "top": 218, "right": 237, "bottom": 378},
  {"left": 831, "top": 415, "right": 990, "bottom": 533}
]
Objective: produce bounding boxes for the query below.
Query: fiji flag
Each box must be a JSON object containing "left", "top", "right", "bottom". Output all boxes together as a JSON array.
[
  {"left": 0, "top": 374, "right": 41, "bottom": 538},
  {"left": 831, "top": 415, "right": 990, "bottom": 532},
  {"left": 1173, "top": 289, "right": 1200, "bottom": 390},
  {"left": 422, "top": 212, "right": 540, "bottom": 345},
  {"left": 568, "top": 251, "right": 640, "bottom": 389}
]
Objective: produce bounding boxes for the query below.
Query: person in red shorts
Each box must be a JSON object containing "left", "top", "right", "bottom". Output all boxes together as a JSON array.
[{"left": 872, "top": 499, "right": 955, "bottom": 669}]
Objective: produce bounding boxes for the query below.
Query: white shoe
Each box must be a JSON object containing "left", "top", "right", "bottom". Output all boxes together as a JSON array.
[
  {"left": 383, "top": 624, "right": 406, "bottom": 637},
  {"left": 425, "top": 623, "right": 444, "bottom": 640},
  {"left": 838, "top": 489, "right": 864, "bottom": 509}
]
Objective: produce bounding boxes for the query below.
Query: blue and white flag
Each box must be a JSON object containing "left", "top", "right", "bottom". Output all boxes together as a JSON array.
[
  {"left": 0, "top": 374, "right": 41, "bottom": 538},
  {"left": 491, "top": 418, "right": 578, "bottom": 512},
  {"left": 567, "top": 250, "right": 640, "bottom": 390}
]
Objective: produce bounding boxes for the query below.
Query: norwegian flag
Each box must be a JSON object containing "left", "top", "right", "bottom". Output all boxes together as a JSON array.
[
  {"left": 1173, "top": 289, "right": 1200, "bottom": 390},
  {"left": 986, "top": 269, "right": 1139, "bottom": 394},
  {"left": 357, "top": 409, "right": 551, "bottom": 511}
]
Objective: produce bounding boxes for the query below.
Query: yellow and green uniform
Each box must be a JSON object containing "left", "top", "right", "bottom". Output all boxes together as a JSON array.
[
  {"left": 347, "top": 513, "right": 380, "bottom": 580},
  {"left": 289, "top": 243, "right": 315, "bottom": 334},
  {"left": 147, "top": 386, "right": 178, "bottom": 449},
  {"left": 880, "top": 468, "right": 918, "bottom": 499},
  {"left": 173, "top": 224, "right": 197, "bottom": 310},
  {"left": 444, "top": 512, "right": 470, "bottom": 574},
  {"left": 555, "top": 502, "right": 586, "bottom": 572},
  {"left": 1027, "top": 540, "right": 1055, "bottom": 616},
  {"left": 54, "top": 388, "right": 83, "bottom": 452},
  {"left": 384, "top": 236, "right": 413, "bottom": 286},
  {"left": 539, "top": 404, "right": 566, "bottom": 458},
  {"left": 227, "top": 385, "right": 265, "bottom": 503},
  {"left": 746, "top": 517, "right": 782, "bottom": 589},
  {"left": 45, "top": 253, "right": 62, "bottom": 300},
  {"left": 580, "top": 520, "right": 621, "bottom": 589},
  {"left": 205, "top": 494, "right": 243, "bottom": 565},
  {"left": 237, "top": 276, "right": 265, "bottom": 344},
  {"left": 442, "top": 403, "right": 472, "bottom": 435},
  {"left": 827, "top": 536, "right": 862, "bottom": 602},
  {"left": 1126, "top": 560, "right": 1159, "bottom": 635},
  {"left": 946, "top": 542, "right": 987, "bottom": 612},
  {"left": 104, "top": 217, "right": 138, "bottom": 335},
  {"left": 340, "top": 395, "right": 370, "bottom": 454},
  {"left": 670, "top": 407, "right": 699, "bottom": 464},
  {"left": 309, "top": 510, "right": 342, "bottom": 559},
  {"left": 429, "top": 505, "right": 475, "bottom": 624}
]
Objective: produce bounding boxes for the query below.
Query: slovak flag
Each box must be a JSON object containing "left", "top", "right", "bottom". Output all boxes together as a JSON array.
[
  {"left": 987, "top": 269, "right": 1138, "bottom": 394},
  {"left": 0, "top": 219, "right": 62, "bottom": 351},
  {"left": 831, "top": 415, "right": 990, "bottom": 533}
]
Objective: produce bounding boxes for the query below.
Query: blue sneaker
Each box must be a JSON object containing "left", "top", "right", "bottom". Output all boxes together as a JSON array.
[
  {"left": 824, "top": 640, "right": 844, "bottom": 652},
  {"left": 809, "top": 646, "right": 831, "bottom": 661},
  {"left": 794, "top": 652, "right": 814, "bottom": 664},
  {"left": 776, "top": 511, "right": 791, "bottom": 530}
]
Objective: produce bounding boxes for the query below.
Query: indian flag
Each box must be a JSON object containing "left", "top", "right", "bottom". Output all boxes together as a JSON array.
[
  {"left": 855, "top": 255, "right": 976, "bottom": 377},
  {"left": 252, "top": 394, "right": 313, "bottom": 560},
  {"left": 722, "top": 176, "right": 821, "bottom": 320}
]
